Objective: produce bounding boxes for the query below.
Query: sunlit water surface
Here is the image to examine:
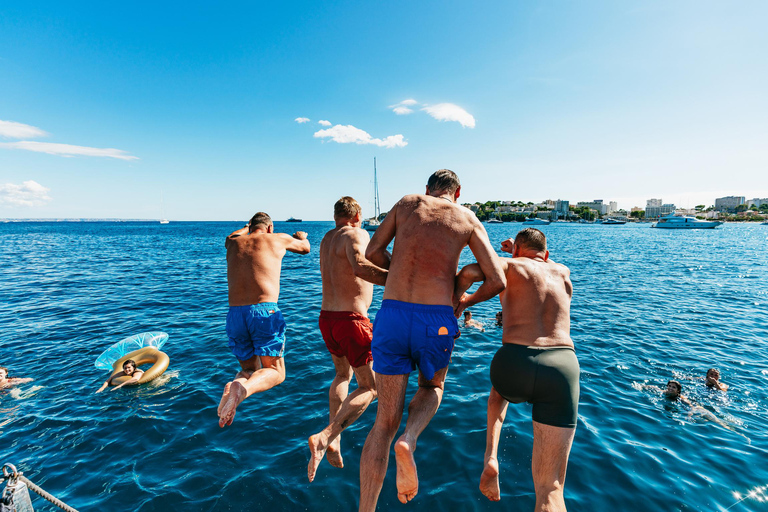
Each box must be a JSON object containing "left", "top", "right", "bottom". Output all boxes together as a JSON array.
[{"left": 1, "top": 221, "right": 767, "bottom": 511}]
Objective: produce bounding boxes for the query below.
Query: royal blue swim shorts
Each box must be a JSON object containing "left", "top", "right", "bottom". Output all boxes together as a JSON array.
[
  {"left": 226, "top": 303, "right": 286, "bottom": 360},
  {"left": 372, "top": 299, "right": 459, "bottom": 380}
]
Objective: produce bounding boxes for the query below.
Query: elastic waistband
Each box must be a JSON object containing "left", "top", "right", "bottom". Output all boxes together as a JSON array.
[
  {"left": 380, "top": 299, "right": 454, "bottom": 315},
  {"left": 500, "top": 343, "right": 575, "bottom": 353},
  {"left": 229, "top": 302, "right": 279, "bottom": 311},
  {"left": 320, "top": 310, "right": 369, "bottom": 321}
]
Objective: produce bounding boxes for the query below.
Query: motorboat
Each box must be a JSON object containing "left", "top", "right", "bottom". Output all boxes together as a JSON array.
[
  {"left": 523, "top": 217, "right": 551, "bottom": 226},
  {"left": 602, "top": 218, "right": 626, "bottom": 225},
  {"left": 651, "top": 214, "right": 722, "bottom": 229},
  {"left": 286, "top": 217, "right": 302, "bottom": 222},
  {"left": 486, "top": 218, "right": 503, "bottom": 224}
]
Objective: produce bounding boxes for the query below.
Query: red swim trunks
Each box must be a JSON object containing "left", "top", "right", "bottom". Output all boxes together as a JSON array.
[{"left": 319, "top": 311, "right": 373, "bottom": 368}]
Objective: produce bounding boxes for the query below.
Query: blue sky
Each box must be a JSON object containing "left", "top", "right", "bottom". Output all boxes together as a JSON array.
[{"left": 1, "top": 1, "right": 767, "bottom": 220}]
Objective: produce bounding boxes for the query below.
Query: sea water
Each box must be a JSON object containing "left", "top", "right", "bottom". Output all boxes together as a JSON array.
[{"left": 1, "top": 221, "right": 767, "bottom": 511}]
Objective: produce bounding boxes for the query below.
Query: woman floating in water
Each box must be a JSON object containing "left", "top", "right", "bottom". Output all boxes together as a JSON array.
[
  {"left": 96, "top": 359, "right": 144, "bottom": 393},
  {"left": 0, "top": 366, "right": 33, "bottom": 389}
]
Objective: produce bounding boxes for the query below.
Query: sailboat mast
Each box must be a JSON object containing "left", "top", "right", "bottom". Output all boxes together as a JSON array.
[{"left": 374, "top": 157, "right": 380, "bottom": 218}]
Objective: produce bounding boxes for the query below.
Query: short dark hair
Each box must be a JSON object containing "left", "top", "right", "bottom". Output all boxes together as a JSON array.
[
  {"left": 0, "top": 366, "right": 7, "bottom": 375},
  {"left": 249, "top": 212, "right": 272, "bottom": 232},
  {"left": 463, "top": 311, "right": 471, "bottom": 318},
  {"left": 334, "top": 196, "right": 361, "bottom": 220},
  {"left": 515, "top": 228, "right": 547, "bottom": 252},
  {"left": 427, "top": 169, "right": 460, "bottom": 195},
  {"left": 667, "top": 380, "right": 682, "bottom": 394},
  {"left": 123, "top": 359, "right": 137, "bottom": 369}
]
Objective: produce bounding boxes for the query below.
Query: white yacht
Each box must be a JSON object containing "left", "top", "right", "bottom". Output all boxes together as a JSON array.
[
  {"left": 523, "top": 217, "right": 551, "bottom": 226},
  {"left": 602, "top": 218, "right": 626, "bottom": 225},
  {"left": 651, "top": 213, "right": 722, "bottom": 229}
]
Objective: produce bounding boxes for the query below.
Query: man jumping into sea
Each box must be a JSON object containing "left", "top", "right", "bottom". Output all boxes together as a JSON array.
[
  {"left": 358, "top": 169, "right": 506, "bottom": 510},
  {"left": 455, "top": 229, "right": 579, "bottom": 511},
  {"left": 217, "top": 212, "right": 310, "bottom": 427},
  {"left": 307, "top": 196, "right": 388, "bottom": 482}
]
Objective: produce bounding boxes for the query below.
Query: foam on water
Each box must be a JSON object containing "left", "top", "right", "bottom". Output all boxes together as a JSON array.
[{"left": 1, "top": 221, "right": 767, "bottom": 511}]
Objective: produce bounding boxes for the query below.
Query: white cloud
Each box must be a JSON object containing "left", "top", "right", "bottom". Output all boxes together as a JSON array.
[
  {"left": 0, "top": 141, "right": 139, "bottom": 160},
  {"left": 318, "top": 120, "right": 331, "bottom": 126},
  {"left": 295, "top": 117, "right": 311, "bottom": 123},
  {"left": 313, "top": 124, "right": 407, "bottom": 148},
  {"left": 0, "top": 180, "right": 52, "bottom": 207},
  {"left": 0, "top": 120, "right": 47, "bottom": 139},
  {"left": 389, "top": 99, "right": 418, "bottom": 115},
  {"left": 421, "top": 103, "right": 476, "bottom": 128}
]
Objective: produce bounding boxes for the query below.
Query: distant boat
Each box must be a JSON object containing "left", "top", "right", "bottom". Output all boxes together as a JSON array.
[
  {"left": 486, "top": 218, "right": 503, "bottom": 224},
  {"left": 761, "top": 221, "right": 768, "bottom": 225},
  {"left": 286, "top": 217, "right": 302, "bottom": 222},
  {"left": 159, "top": 193, "right": 169, "bottom": 224},
  {"left": 602, "top": 218, "right": 626, "bottom": 225},
  {"left": 159, "top": 219, "right": 169, "bottom": 224},
  {"left": 651, "top": 213, "right": 722, "bottom": 229},
  {"left": 523, "top": 217, "right": 550, "bottom": 226},
  {"left": 363, "top": 157, "right": 381, "bottom": 232}
]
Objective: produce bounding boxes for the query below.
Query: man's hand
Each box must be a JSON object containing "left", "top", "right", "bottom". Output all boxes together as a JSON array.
[
  {"left": 500, "top": 239, "right": 514, "bottom": 254},
  {"left": 454, "top": 293, "right": 470, "bottom": 318},
  {"left": 293, "top": 231, "right": 308, "bottom": 240}
]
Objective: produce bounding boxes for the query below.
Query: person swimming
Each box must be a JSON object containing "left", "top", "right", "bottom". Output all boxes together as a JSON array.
[
  {"left": 0, "top": 366, "right": 33, "bottom": 389},
  {"left": 96, "top": 359, "right": 144, "bottom": 393},
  {"left": 463, "top": 311, "right": 485, "bottom": 332},
  {"left": 705, "top": 368, "right": 728, "bottom": 391}
]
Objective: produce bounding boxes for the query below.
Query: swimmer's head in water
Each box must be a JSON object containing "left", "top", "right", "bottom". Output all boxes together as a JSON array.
[
  {"left": 706, "top": 368, "right": 720, "bottom": 386},
  {"left": 334, "top": 196, "right": 361, "bottom": 221},
  {"left": 665, "top": 380, "right": 682, "bottom": 398},
  {"left": 515, "top": 228, "right": 547, "bottom": 253},
  {"left": 123, "top": 360, "right": 137, "bottom": 375},
  {"left": 463, "top": 311, "right": 472, "bottom": 320},
  {"left": 248, "top": 212, "right": 273, "bottom": 233},
  {"left": 0, "top": 367, "right": 7, "bottom": 379},
  {"left": 426, "top": 169, "right": 460, "bottom": 197}
]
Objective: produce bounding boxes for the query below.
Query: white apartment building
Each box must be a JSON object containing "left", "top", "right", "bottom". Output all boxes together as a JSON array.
[
  {"left": 646, "top": 203, "right": 676, "bottom": 219},
  {"left": 747, "top": 198, "right": 768, "bottom": 208},
  {"left": 609, "top": 201, "right": 618, "bottom": 213},
  {"left": 715, "top": 196, "right": 745, "bottom": 212}
]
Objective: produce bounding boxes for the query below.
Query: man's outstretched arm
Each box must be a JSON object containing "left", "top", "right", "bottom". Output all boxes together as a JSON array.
[
  {"left": 283, "top": 231, "right": 311, "bottom": 254},
  {"left": 455, "top": 221, "right": 506, "bottom": 317},
  {"left": 365, "top": 203, "right": 397, "bottom": 269},
  {"left": 347, "top": 231, "right": 388, "bottom": 286}
]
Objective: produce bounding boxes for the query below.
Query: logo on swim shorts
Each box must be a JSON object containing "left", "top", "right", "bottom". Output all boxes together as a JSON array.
[
  {"left": 269, "top": 310, "right": 275, "bottom": 314},
  {"left": 438, "top": 326, "right": 449, "bottom": 335}
]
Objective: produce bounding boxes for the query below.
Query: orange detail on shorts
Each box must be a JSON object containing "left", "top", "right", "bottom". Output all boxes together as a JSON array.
[{"left": 438, "top": 326, "right": 449, "bottom": 335}]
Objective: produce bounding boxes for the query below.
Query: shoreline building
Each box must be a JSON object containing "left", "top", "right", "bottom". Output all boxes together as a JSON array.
[
  {"left": 554, "top": 199, "right": 570, "bottom": 220},
  {"left": 577, "top": 199, "right": 608, "bottom": 215},
  {"left": 645, "top": 198, "right": 675, "bottom": 219},
  {"left": 715, "top": 196, "right": 745, "bottom": 213},
  {"left": 747, "top": 198, "right": 768, "bottom": 209}
]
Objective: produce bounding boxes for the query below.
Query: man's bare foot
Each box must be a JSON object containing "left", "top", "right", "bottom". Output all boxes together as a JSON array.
[
  {"left": 394, "top": 435, "right": 418, "bottom": 503},
  {"left": 479, "top": 457, "right": 501, "bottom": 501},
  {"left": 307, "top": 434, "right": 329, "bottom": 482},
  {"left": 218, "top": 381, "right": 247, "bottom": 427},
  {"left": 327, "top": 438, "right": 344, "bottom": 469},
  {"left": 217, "top": 382, "right": 231, "bottom": 416}
]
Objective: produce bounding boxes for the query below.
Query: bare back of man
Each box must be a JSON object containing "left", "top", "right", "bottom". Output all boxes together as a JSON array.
[
  {"left": 359, "top": 170, "right": 505, "bottom": 511},
  {"left": 308, "top": 197, "right": 387, "bottom": 482},
  {"left": 217, "top": 212, "right": 310, "bottom": 428},
  {"left": 456, "top": 228, "right": 578, "bottom": 511}
]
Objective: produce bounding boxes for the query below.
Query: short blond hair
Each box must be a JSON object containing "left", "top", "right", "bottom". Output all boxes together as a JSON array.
[{"left": 334, "top": 196, "right": 361, "bottom": 220}]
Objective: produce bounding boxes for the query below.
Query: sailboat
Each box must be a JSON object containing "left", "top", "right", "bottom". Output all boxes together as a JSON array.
[
  {"left": 159, "top": 193, "right": 169, "bottom": 224},
  {"left": 363, "top": 157, "right": 381, "bottom": 232}
]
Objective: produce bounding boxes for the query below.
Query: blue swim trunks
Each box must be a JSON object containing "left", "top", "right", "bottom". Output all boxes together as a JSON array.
[
  {"left": 372, "top": 300, "right": 460, "bottom": 380},
  {"left": 226, "top": 303, "right": 286, "bottom": 360}
]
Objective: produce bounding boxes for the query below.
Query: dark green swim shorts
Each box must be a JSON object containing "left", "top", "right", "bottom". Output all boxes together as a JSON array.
[{"left": 490, "top": 343, "right": 580, "bottom": 428}]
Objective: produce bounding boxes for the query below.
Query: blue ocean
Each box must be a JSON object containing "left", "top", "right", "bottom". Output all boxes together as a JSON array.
[{"left": 1, "top": 221, "right": 767, "bottom": 511}]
